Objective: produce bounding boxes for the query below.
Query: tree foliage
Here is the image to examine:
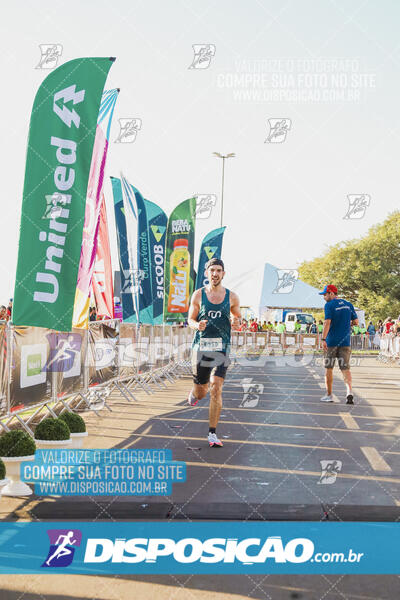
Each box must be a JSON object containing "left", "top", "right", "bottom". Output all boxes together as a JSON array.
[{"left": 298, "top": 211, "right": 400, "bottom": 322}]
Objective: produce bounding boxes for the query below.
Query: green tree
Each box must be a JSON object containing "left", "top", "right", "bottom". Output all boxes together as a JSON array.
[{"left": 299, "top": 211, "right": 400, "bottom": 322}]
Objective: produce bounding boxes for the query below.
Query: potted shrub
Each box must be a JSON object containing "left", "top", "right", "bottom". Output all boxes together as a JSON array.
[
  {"left": 0, "top": 430, "right": 36, "bottom": 496},
  {"left": 34, "top": 417, "right": 71, "bottom": 450},
  {"left": 59, "top": 412, "right": 88, "bottom": 449}
]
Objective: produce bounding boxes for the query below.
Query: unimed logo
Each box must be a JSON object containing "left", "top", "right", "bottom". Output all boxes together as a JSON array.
[
  {"left": 83, "top": 536, "right": 315, "bottom": 564},
  {"left": 27, "top": 354, "right": 42, "bottom": 376}
]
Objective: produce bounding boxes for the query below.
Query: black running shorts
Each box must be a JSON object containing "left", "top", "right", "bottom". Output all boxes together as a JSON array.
[{"left": 191, "top": 351, "right": 230, "bottom": 385}]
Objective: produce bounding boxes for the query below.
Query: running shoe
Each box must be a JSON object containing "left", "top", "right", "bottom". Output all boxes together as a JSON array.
[
  {"left": 346, "top": 394, "right": 354, "bottom": 405},
  {"left": 187, "top": 392, "right": 199, "bottom": 406},
  {"left": 320, "top": 394, "right": 334, "bottom": 402},
  {"left": 208, "top": 432, "right": 223, "bottom": 447}
]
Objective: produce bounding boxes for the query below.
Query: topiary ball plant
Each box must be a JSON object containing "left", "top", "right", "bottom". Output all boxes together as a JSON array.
[
  {"left": 0, "top": 430, "right": 36, "bottom": 457},
  {"left": 34, "top": 417, "right": 70, "bottom": 441},
  {"left": 0, "top": 458, "right": 5, "bottom": 480},
  {"left": 59, "top": 412, "right": 86, "bottom": 434}
]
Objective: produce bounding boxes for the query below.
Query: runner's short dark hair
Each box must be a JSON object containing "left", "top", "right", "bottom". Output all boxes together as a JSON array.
[{"left": 205, "top": 258, "right": 225, "bottom": 270}]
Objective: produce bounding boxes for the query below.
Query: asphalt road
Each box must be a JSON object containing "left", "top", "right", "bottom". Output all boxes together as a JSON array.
[{"left": 3, "top": 352, "right": 399, "bottom": 521}]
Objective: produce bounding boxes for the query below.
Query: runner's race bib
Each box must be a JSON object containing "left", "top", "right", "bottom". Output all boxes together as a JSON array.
[{"left": 199, "top": 337, "right": 223, "bottom": 351}]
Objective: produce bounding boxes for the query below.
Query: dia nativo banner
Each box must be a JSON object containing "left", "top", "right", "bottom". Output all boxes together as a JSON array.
[{"left": 163, "top": 198, "right": 196, "bottom": 323}]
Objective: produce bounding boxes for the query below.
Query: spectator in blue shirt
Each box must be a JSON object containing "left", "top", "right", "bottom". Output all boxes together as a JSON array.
[
  {"left": 319, "top": 284, "right": 358, "bottom": 405},
  {"left": 367, "top": 321, "right": 376, "bottom": 349}
]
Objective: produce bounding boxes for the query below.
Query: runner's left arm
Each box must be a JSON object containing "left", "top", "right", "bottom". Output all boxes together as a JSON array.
[{"left": 230, "top": 291, "right": 241, "bottom": 331}]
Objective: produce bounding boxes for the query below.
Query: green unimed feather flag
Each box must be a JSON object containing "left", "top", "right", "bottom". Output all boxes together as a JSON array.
[{"left": 13, "top": 57, "right": 115, "bottom": 331}]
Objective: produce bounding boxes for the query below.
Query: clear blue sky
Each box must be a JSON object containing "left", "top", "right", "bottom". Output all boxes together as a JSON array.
[{"left": 2, "top": 0, "right": 400, "bottom": 306}]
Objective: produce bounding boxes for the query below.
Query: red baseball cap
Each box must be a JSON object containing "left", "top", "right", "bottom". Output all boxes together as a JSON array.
[{"left": 319, "top": 284, "right": 338, "bottom": 295}]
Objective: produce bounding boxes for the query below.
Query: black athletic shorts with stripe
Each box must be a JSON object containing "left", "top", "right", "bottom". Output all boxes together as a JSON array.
[{"left": 191, "top": 351, "right": 231, "bottom": 385}]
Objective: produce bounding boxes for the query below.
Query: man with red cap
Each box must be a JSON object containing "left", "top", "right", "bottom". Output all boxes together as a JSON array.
[{"left": 319, "top": 284, "right": 358, "bottom": 404}]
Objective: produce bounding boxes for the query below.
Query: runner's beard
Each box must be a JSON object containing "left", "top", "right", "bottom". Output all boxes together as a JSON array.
[{"left": 210, "top": 276, "right": 222, "bottom": 288}]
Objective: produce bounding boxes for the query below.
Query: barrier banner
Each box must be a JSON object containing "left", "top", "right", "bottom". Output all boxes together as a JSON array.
[
  {"left": 88, "top": 322, "right": 119, "bottom": 386},
  {"left": 9, "top": 326, "right": 52, "bottom": 410},
  {"left": 137, "top": 324, "right": 151, "bottom": 373},
  {"left": 145, "top": 199, "right": 167, "bottom": 324},
  {"left": 0, "top": 323, "right": 8, "bottom": 415},
  {"left": 283, "top": 333, "right": 298, "bottom": 350},
  {"left": 13, "top": 57, "right": 115, "bottom": 332},
  {"left": 163, "top": 198, "right": 196, "bottom": 323},
  {"left": 111, "top": 176, "right": 136, "bottom": 322},
  {"left": 195, "top": 226, "right": 226, "bottom": 289},
  {"left": 160, "top": 325, "right": 172, "bottom": 367},
  {"left": 92, "top": 194, "right": 115, "bottom": 319},
  {"left": 51, "top": 329, "right": 87, "bottom": 399},
  {"left": 151, "top": 324, "right": 163, "bottom": 369},
  {"left": 73, "top": 89, "right": 119, "bottom": 328},
  {"left": 118, "top": 322, "right": 137, "bottom": 379}
]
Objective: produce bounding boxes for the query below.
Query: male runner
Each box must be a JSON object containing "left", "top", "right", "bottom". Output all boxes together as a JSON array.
[
  {"left": 319, "top": 284, "right": 358, "bottom": 404},
  {"left": 187, "top": 258, "right": 241, "bottom": 447}
]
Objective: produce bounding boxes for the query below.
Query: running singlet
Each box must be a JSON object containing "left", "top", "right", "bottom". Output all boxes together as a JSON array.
[{"left": 192, "top": 287, "right": 231, "bottom": 353}]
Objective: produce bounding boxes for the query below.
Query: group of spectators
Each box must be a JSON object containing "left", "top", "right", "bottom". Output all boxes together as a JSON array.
[
  {"left": 0, "top": 300, "right": 12, "bottom": 322},
  {"left": 239, "top": 318, "right": 324, "bottom": 334},
  {"left": 240, "top": 316, "right": 400, "bottom": 339},
  {"left": 375, "top": 317, "right": 400, "bottom": 336}
]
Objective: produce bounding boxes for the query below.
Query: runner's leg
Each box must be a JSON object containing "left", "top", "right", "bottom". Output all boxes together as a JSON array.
[
  {"left": 188, "top": 351, "right": 211, "bottom": 406},
  {"left": 338, "top": 347, "right": 353, "bottom": 403},
  {"left": 192, "top": 382, "right": 209, "bottom": 401},
  {"left": 209, "top": 375, "right": 224, "bottom": 429},
  {"left": 325, "top": 368, "right": 333, "bottom": 395}
]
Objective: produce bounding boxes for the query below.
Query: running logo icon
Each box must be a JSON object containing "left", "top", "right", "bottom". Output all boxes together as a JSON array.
[
  {"left": 343, "top": 194, "right": 371, "bottom": 219},
  {"left": 115, "top": 118, "right": 142, "bottom": 143},
  {"left": 272, "top": 269, "right": 298, "bottom": 294},
  {"left": 42, "top": 529, "right": 82, "bottom": 567},
  {"left": 36, "top": 44, "right": 63, "bottom": 69},
  {"left": 265, "top": 119, "right": 291, "bottom": 143},
  {"left": 318, "top": 460, "right": 342, "bottom": 484},
  {"left": 42, "top": 193, "right": 69, "bottom": 220},
  {"left": 195, "top": 194, "right": 216, "bottom": 219},
  {"left": 122, "top": 269, "right": 146, "bottom": 295},
  {"left": 189, "top": 44, "right": 216, "bottom": 69},
  {"left": 240, "top": 378, "right": 264, "bottom": 408}
]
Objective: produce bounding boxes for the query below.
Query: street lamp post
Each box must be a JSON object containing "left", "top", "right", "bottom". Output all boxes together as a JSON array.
[{"left": 213, "top": 152, "right": 235, "bottom": 227}]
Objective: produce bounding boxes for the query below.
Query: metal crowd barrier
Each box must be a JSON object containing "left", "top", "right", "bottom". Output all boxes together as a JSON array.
[
  {"left": 0, "top": 320, "right": 193, "bottom": 435},
  {"left": 378, "top": 333, "right": 400, "bottom": 364},
  {"left": 229, "top": 331, "right": 322, "bottom": 368},
  {"left": 350, "top": 334, "right": 380, "bottom": 351}
]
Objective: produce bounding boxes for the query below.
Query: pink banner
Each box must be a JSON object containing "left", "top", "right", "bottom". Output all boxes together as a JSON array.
[
  {"left": 72, "top": 128, "right": 108, "bottom": 328},
  {"left": 72, "top": 89, "right": 119, "bottom": 329},
  {"left": 92, "top": 194, "right": 114, "bottom": 319}
]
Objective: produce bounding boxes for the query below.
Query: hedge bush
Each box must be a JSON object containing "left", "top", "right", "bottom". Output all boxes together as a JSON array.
[
  {"left": 0, "top": 430, "right": 36, "bottom": 457},
  {"left": 0, "top": 458, "right": 5, "bottom": 479},
  {"left": 59, "top": 412, "right": 86, "bottom": 433},
  {"left": 34, "top": 417, "right": 70, "bottom": 441}
]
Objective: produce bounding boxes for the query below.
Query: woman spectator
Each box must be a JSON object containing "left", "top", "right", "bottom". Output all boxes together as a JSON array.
[
  {"left": 239, "top": 319, "right": 248, "bottom": 332},
  {"left": 384, "top": 318, "right": 394, "bottom": 334},
  {"left": 249, "top": 318, "right": 258, "bottom": 332}
]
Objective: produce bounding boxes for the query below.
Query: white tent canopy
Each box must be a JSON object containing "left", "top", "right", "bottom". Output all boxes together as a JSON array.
[{"left": 225, "top": 262, "right": 325, "bottom": 317}]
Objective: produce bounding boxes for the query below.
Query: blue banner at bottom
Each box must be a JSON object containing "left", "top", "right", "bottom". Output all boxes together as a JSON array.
[{"left": 0, "top": 522, "right": 398, "bottom": 574}]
